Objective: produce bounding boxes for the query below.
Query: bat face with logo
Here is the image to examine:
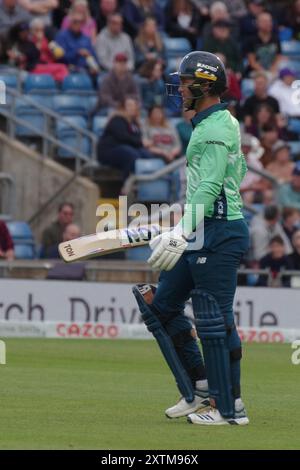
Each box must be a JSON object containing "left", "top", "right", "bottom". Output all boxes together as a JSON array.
[{"left": 58, "top": 225, "right": 163, "bottom": 262}]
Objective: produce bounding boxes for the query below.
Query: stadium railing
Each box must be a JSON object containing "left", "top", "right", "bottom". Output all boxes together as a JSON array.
[
  {"left": 122, "top": 156, "right": 279, "bottom": 206},
  {"left": 0, "top": 259, "right": 299, "bottom": 287},
  {"left": 0, "top": 87, "right": 98, "bottom": 172}
]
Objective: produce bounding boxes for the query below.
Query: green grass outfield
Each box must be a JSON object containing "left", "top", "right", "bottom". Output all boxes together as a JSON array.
[{"left": 0, "top": 339, "right": 299, "bottom": 450}]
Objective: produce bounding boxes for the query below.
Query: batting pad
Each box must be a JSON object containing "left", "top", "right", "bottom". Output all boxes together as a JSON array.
[
  {"left": 192, "top": 290, "right": 234, "bottom": 418},
  {"left": 133, "top": 284, "right": 195, "bottom": 403}
]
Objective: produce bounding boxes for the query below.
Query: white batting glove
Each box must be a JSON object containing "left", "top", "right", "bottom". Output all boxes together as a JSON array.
[{"left": 147, "top": 227, "right": 188, "bottom": 271}]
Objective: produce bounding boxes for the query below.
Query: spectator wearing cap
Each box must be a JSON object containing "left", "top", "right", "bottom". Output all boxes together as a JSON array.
[
  {"left": 269, "top": 68, "right": 300, "bottom": 118},
  {"left": 55, "top": 12, "right": 99, "bottom": 73},
  {"left": 0, "top": 0, "right": 32, "bottom": 36},
  {"left": 242, "top": 72, "right": 280, "bottom": 128},
  {"left": 245, "top": 12, "right": 282, "bottom": 77},
  {"left": 134, "top": 16, "right": 165, "bottom": 69},
  {"left": 0, "top": 221, "right": 14, "bottom": 261},
  {"left": 203, "top": 18, "right": 242, "bottom": 73},
  {"left": 257, "top": 235, "right": 292, "bottom": 287},
  {"left": 93, "top": 52, "right": 139, "bottom": 112},
  {"left": 266, "top": 141, "right": 295, "bottom": 184},
  {"left": 250, "top": 205, "right": 292, "bottom": 261},
  {"left": 95, "top": 13, "right": 135, "bottom": 71},
  {"left": 278, "top": 162, "right": 300, "bottom": 211}
]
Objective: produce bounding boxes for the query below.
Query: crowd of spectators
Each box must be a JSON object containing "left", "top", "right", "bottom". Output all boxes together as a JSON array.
[{"left": 1, "top": 0, "right": 300, "bottom": 283}]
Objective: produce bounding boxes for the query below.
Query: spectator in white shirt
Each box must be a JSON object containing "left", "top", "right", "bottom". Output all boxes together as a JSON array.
[{"left": 269, "top": 67, "right": 300, "bottom": 118}]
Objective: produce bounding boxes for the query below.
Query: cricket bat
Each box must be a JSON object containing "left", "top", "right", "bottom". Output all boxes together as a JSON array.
[{"left": 58, "top": 224, "right": 163, "bottom": 262}]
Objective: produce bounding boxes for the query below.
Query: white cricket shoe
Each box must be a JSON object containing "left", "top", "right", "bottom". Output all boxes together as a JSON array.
[
  {"left": 165, "top": 393, "right": 210, "bottom": 419},
  {"left": 187, "top": 399, "right": 249, "bottom": 426}
]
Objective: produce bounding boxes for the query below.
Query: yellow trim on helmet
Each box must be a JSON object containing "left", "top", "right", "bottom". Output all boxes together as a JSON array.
[{"left": 195, "top": 71, "right": 217, "bottom": 81}]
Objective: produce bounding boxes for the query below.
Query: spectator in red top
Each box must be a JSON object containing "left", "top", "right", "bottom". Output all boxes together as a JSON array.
[
  {"left": 0, "top": 221, "right": 14, "bottom": 260},
  {"left": 30, "top": 18, "right": 69, "bottom": 81}
]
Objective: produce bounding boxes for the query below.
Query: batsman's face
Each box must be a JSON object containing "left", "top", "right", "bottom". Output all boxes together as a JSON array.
[{"left": 178, "top": 77, "right": 194, "bottom": 109}]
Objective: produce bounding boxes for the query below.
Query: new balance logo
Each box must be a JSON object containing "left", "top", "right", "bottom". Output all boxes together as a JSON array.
[{"left": 197, "top": 257, "right": 207, "bottom": 264}]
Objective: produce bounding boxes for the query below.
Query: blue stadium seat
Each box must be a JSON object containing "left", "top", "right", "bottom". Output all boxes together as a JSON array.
[
  {"left": 156, "top": 0, "right": 169, "bottom": 8},
  {"left": 288, "top": 141, "right": 300, "bottom": 158},
  {"left": 170, "top": 117, "right": 182, "bottom": 128},
  {"left": 53, "top": 94, "right": 89, "bottom": 116},
  {"left": 0, "top": 73, "right": 18, "bottom": 105},
  {"left": 14, "top": 244, "right": 35, "bottom": 259},
  {"left": 279, "top": 28, "right": 293, "bottom": 42},
  {"left": 92, "top": 116, "right": 108, "bottom": 136},
  {"left": 6, "top": 221, "right": 36, "bottom": 259},
  {"left": 166, "top": 56, "right": 183, "bottom": 74},
  {"left": 288, "top": 118, "right": 300, "bottom": 134},
  {"left": 56, "top": 116, "right": 90, "bottom": 158},
  {"left": 97, "top": 72, "right": 108, "bottom": 88},
  {"left": 14, "top": 97, "right": 49, "bottom": 137},
  {"left": 281, "top": 40, "right": 300, "bottom": 57},
  {"left": 135, "top": 158, "right": 171, "bottom": 202},
  {"left": 241, "top": 78, "right": 254, "bottom": 99},
  {"left": 88, "top": 94, "right": 98, "bottom": 111},
  {"left": 29, "top": 93, "right": 54, "bottom": 109},
  {"left": 0, "top": 74, "right": 18, "bottom": 89},
  {"left": 62, "top": 73, "right": 94, "bottom": 94},
  {"left": 163, "top": 37, "right": 192, "bottom": 58},
  {"left": 280, "top": 60, "right": 300, "bottom": 76},
  {"left": 126, "top": 245, "right": 152, "bottom": 261},
  {"left": 7, "top": 221, "right": 33, "bottom": 241},
  {"left": 24, "top": 74, "right": 57, "bottom": 94}
]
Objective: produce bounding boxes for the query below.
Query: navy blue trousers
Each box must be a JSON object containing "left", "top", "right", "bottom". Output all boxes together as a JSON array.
[{"left": 152, "top": 218, "right": 250, "bottom": 396}]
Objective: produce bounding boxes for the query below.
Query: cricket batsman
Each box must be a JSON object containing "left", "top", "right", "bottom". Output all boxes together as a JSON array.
[{"left": 133, "top": 51, "right": 250, "bottom": 425}]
